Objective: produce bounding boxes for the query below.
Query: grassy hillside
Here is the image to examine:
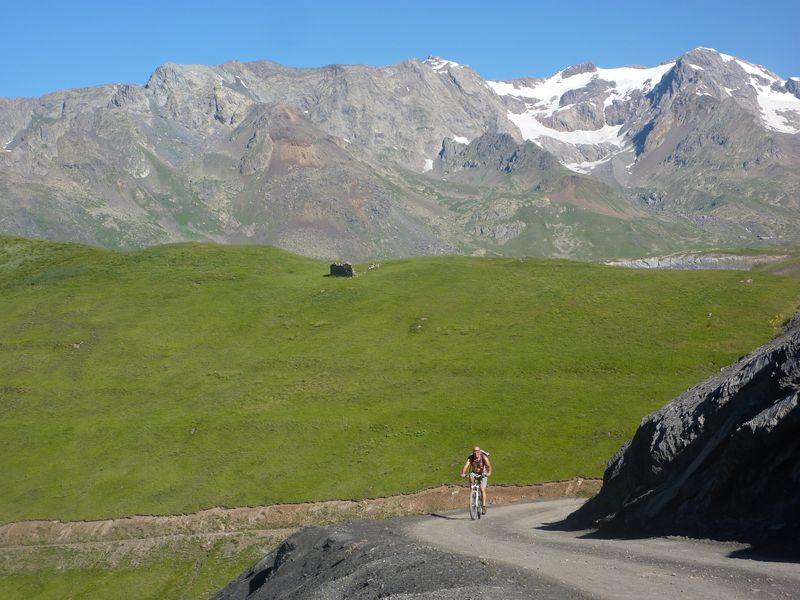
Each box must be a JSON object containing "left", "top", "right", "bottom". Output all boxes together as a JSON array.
[
  {"left": 0, "top": 535, "right": 270, "bottom": 600},
  {"left": 1, "top": 235, "right": 799, "bottom": 525},
  {"left": 395, "top": 168, "right": 712, "bottom": 260},
  {"left": 757, "top": 249, "right": 800, "bottom": 279}
]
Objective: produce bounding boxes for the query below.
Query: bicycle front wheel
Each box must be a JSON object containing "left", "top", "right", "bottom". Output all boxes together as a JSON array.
[{"left": 469, "top": 487, "right": 479, "bottom": 520}]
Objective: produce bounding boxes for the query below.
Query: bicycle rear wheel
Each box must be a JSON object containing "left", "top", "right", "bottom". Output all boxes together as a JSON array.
[{"left": 469, "top": 487, "right": 479, "bottom": 520}]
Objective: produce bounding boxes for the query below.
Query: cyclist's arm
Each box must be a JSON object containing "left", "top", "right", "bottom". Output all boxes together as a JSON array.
[
  {"left": 484, "top": 456, "right": 493, "bottom": 477},
  {"left": 460, "top": 459, "right": 471, "bottom": 477}
]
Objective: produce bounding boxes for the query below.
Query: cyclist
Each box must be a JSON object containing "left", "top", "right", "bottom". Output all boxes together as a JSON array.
[{"left": 460, "top": 446, "right": 493, "bottom": 515}]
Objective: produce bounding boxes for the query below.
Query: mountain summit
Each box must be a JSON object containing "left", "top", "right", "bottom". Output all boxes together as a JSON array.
[{"left": 0, "top": 48, "right": 798, "bottom": 259}]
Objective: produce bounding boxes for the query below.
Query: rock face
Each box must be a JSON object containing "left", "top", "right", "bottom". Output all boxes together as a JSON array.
[
  {"left": 604, "top": 253, "right": 788, "bottom": 271},
  {"left": 566, "top": 318, "right": 800, "bottom": 547},
  {"left": 436, "top": 132, "right": 560, "bottom": 183},
  {"left": 215, "top": 519, "right": 566, "bottom": 599}
]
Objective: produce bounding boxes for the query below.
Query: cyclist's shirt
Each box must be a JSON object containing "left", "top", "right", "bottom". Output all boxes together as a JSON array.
[{"left": 467, "top": 452, "right": 488, "bottom": 475}]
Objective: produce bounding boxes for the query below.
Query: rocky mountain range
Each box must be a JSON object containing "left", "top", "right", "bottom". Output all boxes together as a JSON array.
[{"left": 1, "top": 48, "right": 798, "bottom": 260}]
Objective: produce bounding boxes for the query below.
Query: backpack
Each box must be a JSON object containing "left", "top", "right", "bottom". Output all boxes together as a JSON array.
[{"left": 469, "top": 450, "right": 490, "bottom": 470}]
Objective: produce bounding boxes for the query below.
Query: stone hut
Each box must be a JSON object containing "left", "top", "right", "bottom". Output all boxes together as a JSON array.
[{"left": 329, "top": 263, "right": 354, "bottom": 277}]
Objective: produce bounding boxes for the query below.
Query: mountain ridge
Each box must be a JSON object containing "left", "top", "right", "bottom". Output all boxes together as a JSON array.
[{"left": 0, "top": 47, "right": 798, "bottom": 259}]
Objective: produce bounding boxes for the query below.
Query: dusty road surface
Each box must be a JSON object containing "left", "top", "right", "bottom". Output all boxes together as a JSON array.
[{"left": 406, "top": 499, "right": 800, "bottom": 600}]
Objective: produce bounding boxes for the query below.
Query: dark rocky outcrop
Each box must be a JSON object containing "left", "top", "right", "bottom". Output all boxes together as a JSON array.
[
  {"left": 215, "top": 519, "right": 576, "bottom": 599},
  {"left": 329, "top": 263, "right": 354, "bottom": 277},
  {"left": 787, "top": 78, "right": 800, "bottom": 100},
  {"left": 566, "top": 317, "right": 800, "bottom": 548},
  {"left": 437, "top": 132, "right": 559, "bottom": 181}
]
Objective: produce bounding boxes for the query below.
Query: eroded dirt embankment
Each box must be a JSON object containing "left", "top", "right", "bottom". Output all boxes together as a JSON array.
[{"left": 0, "top": 479, "right": 599, "bottom": 547}]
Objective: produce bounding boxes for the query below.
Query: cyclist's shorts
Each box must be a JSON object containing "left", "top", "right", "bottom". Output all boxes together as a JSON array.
[{"left": 471, "top": 473, "right": 488, "bottom": 489}]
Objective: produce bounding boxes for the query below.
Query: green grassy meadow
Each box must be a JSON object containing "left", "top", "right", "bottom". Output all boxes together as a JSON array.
[
  {"left": 1, "top": 235, "right": 799, "bottom": 526},
  {"left": 0, "top": 533, "right": 277, "bottom": 599}
]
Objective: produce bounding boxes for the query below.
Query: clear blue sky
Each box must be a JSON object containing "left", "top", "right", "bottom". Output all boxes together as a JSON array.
[{"left": 3, "top": 0, "right": 799, "bottom": 98}]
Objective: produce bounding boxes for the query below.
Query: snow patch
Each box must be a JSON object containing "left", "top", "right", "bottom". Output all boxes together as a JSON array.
[
  {"left": 734, "top": 58, "right": 779, "bottom": 81},
  {"left": 687, "top": 63, "right": 705, "bottom": 71},
  {"left": 564, "top": 156, "right": 612, "bottom": 173},
  {"left": 452, "top": 135, "right": 470, "bottom": 145},
  {"left": 423, "top": 159, "right": 434, "bottom": 172},
  {"left": 235, "top": 75, "right": 248, "bottom": 89},
  {"left": 342, "top": 138, "right": 351, "bottom": 144},
  {"left": 488, "top": 61, "right": 674, "bottom": 155},
  {"left": 424, "top": 56, "right": 464, "bottom": 74},
  {"left": 733, "top": 59, "right": 800, "bottom": 133},
  {"left": 488, "top": 62, "right": 674, "bottom": 119},
  {"left": 509, "top": 110, "right": 625, "bottom": 146},
  {"left": 2, "top": 139, "right": 11, "bottom": 152},
  {"left": 753, "top": 87, "right": 800, "bottom": 134}
]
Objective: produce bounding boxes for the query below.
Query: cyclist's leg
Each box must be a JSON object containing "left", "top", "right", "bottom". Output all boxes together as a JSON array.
[{"left": 480, "top": 475, "right": 488, "bottom": 510}]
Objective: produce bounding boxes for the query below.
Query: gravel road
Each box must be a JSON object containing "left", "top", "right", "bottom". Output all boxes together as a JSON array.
[{"left": 406, "top": 499, "right": 800, "bottom": 599}]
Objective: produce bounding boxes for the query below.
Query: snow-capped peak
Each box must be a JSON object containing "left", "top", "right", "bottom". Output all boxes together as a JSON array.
[
  {"left": 691, "top": 47, "right": 737, "bottom": 63},
  {"left": 486, "top": 49, "right": 800, "bottom": 167},
  {"left": 486, "top": 61, "right": 675, "bottom": 156},
  {"left": 693, "top": 46, "right": 732, "bottom": 60},
  {"left": 424, "top": 56, "right": 464, "bottom": 74}
]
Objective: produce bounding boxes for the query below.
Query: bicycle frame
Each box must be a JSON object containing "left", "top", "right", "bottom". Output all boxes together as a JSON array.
[{"left": 469, "top": 473, "right": 484, "bottom": 520}]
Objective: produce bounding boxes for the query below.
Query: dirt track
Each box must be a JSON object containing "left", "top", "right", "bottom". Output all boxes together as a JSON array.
[
  {"left": 0, "top": 480, "right": 599, "bottom": 572},
  {"left": 407, "top": 499, "right": 800, "bottom": 599},
  {"left": 0, "top": 480, "right": 598, "bottom": 547}
]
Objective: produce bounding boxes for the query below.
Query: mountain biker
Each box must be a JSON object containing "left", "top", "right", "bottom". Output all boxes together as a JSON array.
[{"left": 460, "top": 446, "right": 493, "bottom": 515}]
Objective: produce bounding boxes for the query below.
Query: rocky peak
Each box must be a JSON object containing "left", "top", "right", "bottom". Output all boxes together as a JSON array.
[
  {"left": 784, "top": 77, "right": 800, "bottom": 99},
  {"left": 646, "top": 47, "right": 800, "bottom": 136},
  {"left": 422, "top": 56, "right": 466, "bottom": 74},
  {"left": 561, "top": 62, "right": 597, "bottom": 78}
]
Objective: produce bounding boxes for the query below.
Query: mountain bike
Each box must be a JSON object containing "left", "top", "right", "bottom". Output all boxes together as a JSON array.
[{"left": 468, "top": 473, "right": 485, "bottom": 520}]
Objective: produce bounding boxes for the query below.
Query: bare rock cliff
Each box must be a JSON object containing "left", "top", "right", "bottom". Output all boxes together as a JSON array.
[{"left": 566, "top": 317, "right": 800, "bottom": 548}]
